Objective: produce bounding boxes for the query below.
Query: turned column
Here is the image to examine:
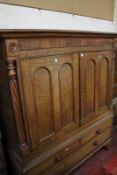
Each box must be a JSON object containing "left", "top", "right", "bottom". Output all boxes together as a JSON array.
[{"left": 7, "top": 60, "right": 27, "bottom": 149}]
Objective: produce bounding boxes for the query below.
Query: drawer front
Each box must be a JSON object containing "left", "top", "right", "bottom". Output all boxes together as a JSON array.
[
  {"left": 42, "top": 128, "right": 111, "bottom": 175},
  {"left": 26, "top": 139, "right": 81, "bottom": 175},
  {"left": 81, "top": 117, "right": 112, "bottom": 145},
  {"left": 54, "top": 139, "right": 81, "bottom": 162}
]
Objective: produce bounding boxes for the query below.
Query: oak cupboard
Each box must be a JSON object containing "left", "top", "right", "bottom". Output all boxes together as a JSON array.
[{"left": 0, "top": 31, "right": 115, "bottom": 175}]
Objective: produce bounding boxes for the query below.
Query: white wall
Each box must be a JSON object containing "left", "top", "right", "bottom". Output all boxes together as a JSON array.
[{"left": 0, "top": 1, "right": 117, "bottom": 33}]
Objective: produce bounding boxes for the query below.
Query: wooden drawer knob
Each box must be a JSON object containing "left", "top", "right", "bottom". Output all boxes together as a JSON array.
[
  {"left": 55, "top": 155, "right": 63, "bottom": 162},
  {"left": 96, "top": 129, "right": 101, "bottom": 135},
  {"left": 93, "top": 141, "right": 99, "bottom": 147}
]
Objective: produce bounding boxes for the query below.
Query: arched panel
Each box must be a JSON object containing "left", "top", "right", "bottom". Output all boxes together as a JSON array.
[
  {"left": 85, "top": 60, "right": 95, "bottom": 116},
  {"left": 99, "top": 58, "right": 108, "bottom": 108},
  {"left": 59, "top": 64, "right": 74, "bottom": 128},
  {"left": 33, "top": 68, "right": 54, "bottom": 140}
]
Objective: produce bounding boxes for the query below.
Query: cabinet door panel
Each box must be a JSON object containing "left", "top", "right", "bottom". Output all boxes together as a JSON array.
[
  {"left": 59, "top": 64, "right": 74, "bottom": 128},
  {"left": 98, "top": 53, "right": 112, "bottom": 112},
  {"left": 33, "top": 68, "right": 54, "bottom": 140},
  {"left": 85, "top": 60, "right": 95, "bottom": 115},
  {"left": 58, "top": 54, "right": 79, "bottom": 131},
  {"left": 99, "top": 59, "right": 108, "bottom": 108},
  {"left": 80, "top": 53, "right": 97, "bottom": 125},
  {"left": 18, "top": 53, "right": 79, "bottom": 151},
  {"left": 18, "top": 57, "right": 58, "bottom": 150},
  {"left": 80, "top": 51, "right": 112, "bottom": 125}
]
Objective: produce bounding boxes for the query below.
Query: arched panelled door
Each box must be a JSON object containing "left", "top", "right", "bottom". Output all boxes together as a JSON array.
[
  {"left": 80, "top": 51, "right": 112, "bottom": 125},
  {"left": 18, "top": 53, "right": 79, "bottom": 152}
]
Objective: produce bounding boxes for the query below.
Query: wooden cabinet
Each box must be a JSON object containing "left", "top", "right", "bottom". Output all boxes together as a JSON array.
[{"left": 0, "top": 32, "right": 114, "bottom": 175}]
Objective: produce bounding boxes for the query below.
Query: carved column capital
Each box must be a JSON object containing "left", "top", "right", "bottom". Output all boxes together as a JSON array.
[
  {"left": 7, "top": 60, "right": 16, "bottom": 79},
  {"left": 5, "top": 40, "right": 19, "bottom": 57}
]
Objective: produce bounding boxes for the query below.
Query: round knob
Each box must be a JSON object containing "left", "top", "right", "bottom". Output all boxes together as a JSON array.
[
  {"left": 55, "top": 155, "right": 63, "bottom": 162},
  {"left": 93, "top": 141, "right": 99, "bottom": 147},
  {"left": 96, "top": 129, "right": 101, "bottom": 135}
]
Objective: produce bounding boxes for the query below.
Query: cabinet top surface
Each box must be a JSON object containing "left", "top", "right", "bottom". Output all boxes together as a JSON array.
[{"left": 0, "top": 29, "right": 117, "bottom": 39}]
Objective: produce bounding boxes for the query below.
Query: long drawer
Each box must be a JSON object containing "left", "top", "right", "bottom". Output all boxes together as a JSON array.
[{"left": 25, "top": 117, "right": 112, "bottom": 175}]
